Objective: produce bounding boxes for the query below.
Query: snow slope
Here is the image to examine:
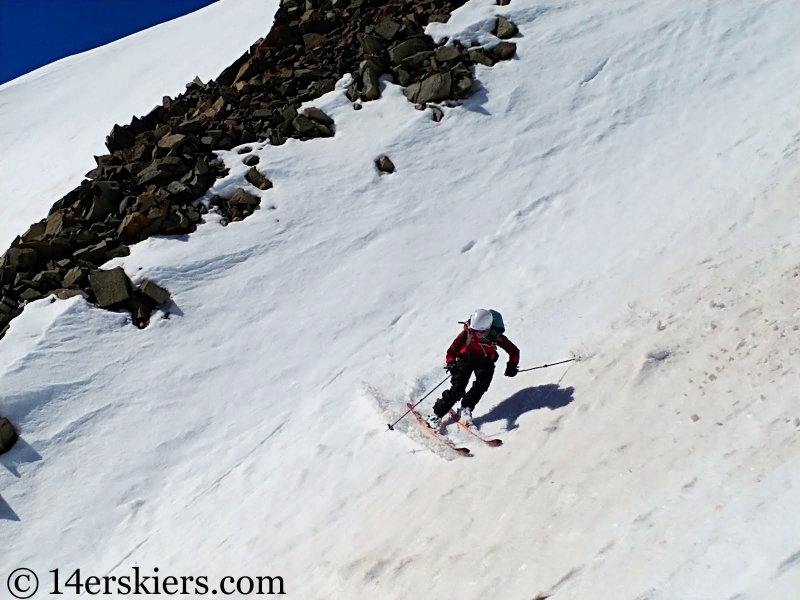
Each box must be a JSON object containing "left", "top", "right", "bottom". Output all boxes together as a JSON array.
[{"left": 2, "top": 1, "right": 799, "bottom": 598}]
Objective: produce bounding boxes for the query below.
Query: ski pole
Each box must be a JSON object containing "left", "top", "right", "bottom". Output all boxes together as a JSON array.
[
  {"left": 386, "top": 374, "right": 450, "bottom": 431},
  {"left": 517, "top": 357, "right": 576, "bottom": 373}
]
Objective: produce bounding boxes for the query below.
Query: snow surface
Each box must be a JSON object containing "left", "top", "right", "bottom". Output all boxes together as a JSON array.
[{"left": 2, "top": 1, "right": 799, "bottom": 598}]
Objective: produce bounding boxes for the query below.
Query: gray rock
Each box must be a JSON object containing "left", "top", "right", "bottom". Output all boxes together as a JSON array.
[
  {"left": 495, "top": 16, "right": 519, "bottom": 39},
  {"left": 389, "top": 37, "right": 429, "bottom": 65},
  {"left": 492, "top": 41, "right": 517, "bottom": 61},
  {"left": 394, "top": 68, "right": 412, "bottom": 87},
  {"left": 303, "top": 33, "right": 326, "bottom": 50},
  {"left": 229, "top": 189, "right": 260, "bottom": 207},
  {"left": 362, "top": 67, "right": 381, "bottom": 101},
  {"left": 62, "top": 266, "right": 87, "bottom": 288},
  {"left": 376, "top": 155, "right": 395, "bottom": 174},
  {"left": 45, "top": 211, "right": 66, "bottom": 237},
  {"left": 374, "top": 18, "right": 400, "bottom": 41},
  {"left": 245, "top": 167, "right": 273, "bottom": 191},
  {"left": 402, "top": 50, "right": 434, "bottom": 71},
  {"left": 0, "top": 417, "right": 18, "bottom": 455},
  {"left": 646, "top": 349, "right": 671, "bottom": 361},
  {"left": 453, "top": 73, "right": 474, "bottom": 96},
  {"left": 428, "top": 14, "right": 450, "bottom": 23},
  {"left": 404, "top": 72, "right": 452, "bottom": 104},
  {"left": 469, "top": 48, "right": 496, "bottom": 67},
  {"left": 304, "top": 107, "right": 334, "bottom": 127},
  {"left": 7, "top": 247, "right": 38, "bottom": 269},
  {"left": 435, "top": 46, "right": 461, "bottom": 62},
  {"left": 89, "top": 267, "right": 133, "bottom": 308},
  {"left": 22, "top": 222, "right": 47, "bottom": 243},
  {"left": 157, "top": 133, "right": 186, "bottom": 151},
  {"left": 361, "top": 35, "right": 386, "bottom": 55},
  {"left": 292, "top": 114, "right": 316, "bottom": 134},
  {"left": 139, "top": 279, "right": 171, "bottom": 306},
  {"left": 496, "top": 0, "right": 511, "bottom": 5},
  {"left": 19, "top": 288, "right": 41, "bottom": 302},
  {"left": 244, "top": 155, "right": 260, "bottom": 167}
]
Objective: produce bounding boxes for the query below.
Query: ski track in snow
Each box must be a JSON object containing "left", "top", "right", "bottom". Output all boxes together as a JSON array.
[{"left": 1, "top": 0, "right": 799, "bottom": 598}]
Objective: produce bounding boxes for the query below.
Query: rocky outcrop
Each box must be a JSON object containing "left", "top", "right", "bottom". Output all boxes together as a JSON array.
[
  {"left": 1, "top": 0, "right": 520, "bottom": 339},
  {"left": 0, "top": 417, "right": 19, "bottom": 455}
]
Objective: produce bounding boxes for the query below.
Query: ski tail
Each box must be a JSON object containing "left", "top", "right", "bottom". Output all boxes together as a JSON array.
[
  {"left": 407, "top": 403, "right": 471, "bottom": 456},
  {"left": 449, "top": 409, "right": 503, "bottom": 447}
]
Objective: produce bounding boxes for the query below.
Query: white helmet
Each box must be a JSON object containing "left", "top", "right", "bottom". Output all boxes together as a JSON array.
[{"left": 469, "top": 308, "right": 493, "bottom": 332}]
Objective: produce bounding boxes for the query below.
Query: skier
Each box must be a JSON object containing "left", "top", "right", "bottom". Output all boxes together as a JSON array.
[{"left": 427, "top": 308, "right": 520, "bottom": 430}]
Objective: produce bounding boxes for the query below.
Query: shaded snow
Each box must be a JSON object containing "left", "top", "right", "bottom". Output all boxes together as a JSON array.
[{"left": 1, "top": 1, "right": 799, "bottom": 598}]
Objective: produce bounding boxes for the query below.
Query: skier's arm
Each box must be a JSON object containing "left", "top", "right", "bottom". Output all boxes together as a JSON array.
[
  {"left": 445, "top": 330, "right": 468, "bottom": 364},
  {"left": 497, "top": 335, "right": 520, "bottom": 365}
]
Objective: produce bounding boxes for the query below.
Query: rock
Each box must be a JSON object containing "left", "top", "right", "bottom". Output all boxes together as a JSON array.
[
  {"left": 428, "top": 15, "right": 450, "bottom": 23},
  {"left": 157, "top": 133, "right": 186, "bottom": 151},
  {"left": 435, "top": 46, "right": 461, "bottom": 62},
  {"left": 0, "top": 417, "right": 18, "bottom": 455},
  {"left": 404, "top": 72, "right": 452, "bottom": 104},
  {"left": 646, "top": 349, "right": 671, "bottom": 361},
  {"left": 495, "top": 17, "right": 518, "bottom": 39},
  {"left": 229, "top": 189, "right": 261, "bottom": 207},
  {"left": 374, "top": 18, "right": 401, "bottom": 41},
  {"left": 88, "top": 267, "right": 133, "bottom": 307},
  {"left": 62, "top": 266, "right": 88, "bottom": 288},
  {"left": 292, "top": 114, "right": 316, "bottom": 134},
  {"left": 22, "top": 221, "right": 47, "bottom": 243},
  {"left": 361, "top": 35, "right": 386, "bottom": 55},
  {"left": 468, "top": 48, "right": 495, "bottom": 67},
  {"left": 55, "top": 289, "right": 89, "bottom": 300},
  {"left": 402, "top": 50, "right": 433, "bottom": 71},
  {"left": 304, "top": 107, "right": 334, "bottom": 127},
  {"left": 45, "top": 211, "right": 66, "bottom": 237},
  {"left": 303, "top": 33, "right": 327, "bottom": 50},
  {"left": 389, "top": 38, "right": 429, "bottom": 65},
  {"left": 123, "top": 291, "right": 157, "bottom": 328},
  {"left": 106, "top": 124, "right": 136, "bottom": 152},
  {"left": 245, "top": 167, "right": 273, "bottom": 190},
  {"left": 690, "top": 414, "right": 700, "bottom": 422},
  {"left": 430, "top": 105, "right": 444, "bottom": 122},
  {"left": 496, "top": 0, "right": 511, "bottom": 5},
  {"left": 7, "top": 247, "right": 38, "bottom": 269},
  {"left": 376, "top": 155, "right": 395, "bottom": 174},
  {"left": 19, "top": 288, "right": 41, "bottom": 302},
  {"left": 244, "top": 154, "right": 260, "bottom": 166},
  {"left": 362, "top": 66, "right": 381, "bottom": 101},
  {"left": 139, "top": 279, "right": 171, "bottom": 306},
  {"left": 492, "top": 41, "right": 517, "bottom": 61}
]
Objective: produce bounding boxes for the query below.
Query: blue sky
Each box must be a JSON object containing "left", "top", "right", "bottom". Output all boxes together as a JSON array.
[{"left": 0, "top": 0, "right": 218, "bottom": 84}]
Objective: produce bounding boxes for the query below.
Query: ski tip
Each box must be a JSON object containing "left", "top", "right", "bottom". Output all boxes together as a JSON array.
[
  {"left": 486, "top": 439, "right": 503, "bottom": 447},
  {"left": 456, "top": 447, "right": 472, "bottom": 456}
]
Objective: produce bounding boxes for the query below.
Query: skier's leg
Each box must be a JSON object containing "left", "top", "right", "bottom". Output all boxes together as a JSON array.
[
  {"left": 461, "top": 364, "right": 495, "bottom": 410},
  {"left": 433, "top": 365, "right": 473, "bottom": 417}
]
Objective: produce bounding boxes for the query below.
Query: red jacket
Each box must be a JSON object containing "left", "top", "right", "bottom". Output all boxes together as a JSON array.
[{"left": 446, "top": 327, "right": 520, "bottom": 366}]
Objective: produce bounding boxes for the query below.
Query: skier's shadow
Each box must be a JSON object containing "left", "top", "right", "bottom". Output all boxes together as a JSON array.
[{"left": 475, "top": 384, "right": 575, "bottom": 432}]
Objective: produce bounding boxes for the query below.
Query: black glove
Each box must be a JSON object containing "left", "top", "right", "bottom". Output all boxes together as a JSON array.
[
  {"left": 445, "top": 361, "right": 462, "bottom": 377},
  {"left": 504, "top": 361, "right": 518, "bottom": 377}
]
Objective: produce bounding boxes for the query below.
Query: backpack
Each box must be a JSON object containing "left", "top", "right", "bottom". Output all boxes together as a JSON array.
[{"left": 486, "top": 309, "right": 505, "bottom": 341}]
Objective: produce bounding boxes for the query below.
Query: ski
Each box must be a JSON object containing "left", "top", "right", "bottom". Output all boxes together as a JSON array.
[
  {"left": 406, "top": 403, "right": 471, "bottom": 457},
  {"left": 449, "top": 409, "right": 503, "bottom": 447}
]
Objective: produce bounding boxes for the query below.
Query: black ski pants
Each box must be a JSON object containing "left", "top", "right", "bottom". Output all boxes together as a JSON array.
[{"left": 432, "top": 359, "right": 495, "bottom": 417}]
